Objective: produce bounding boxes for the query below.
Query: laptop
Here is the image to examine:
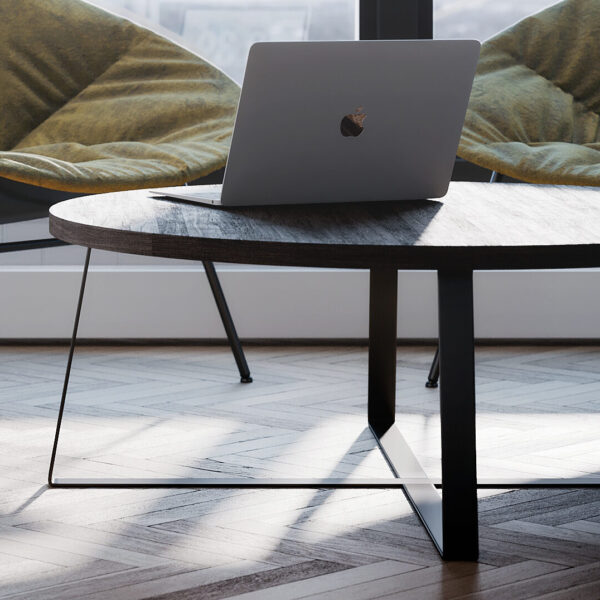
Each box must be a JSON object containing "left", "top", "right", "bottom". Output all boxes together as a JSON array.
[{"left": 152, "top": 39, "right": 480, "bottom": 207}]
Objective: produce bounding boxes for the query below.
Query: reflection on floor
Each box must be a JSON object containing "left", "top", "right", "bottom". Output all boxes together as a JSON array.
[{"left": 0, "top": 344, "right": 599, "bottom": 599}]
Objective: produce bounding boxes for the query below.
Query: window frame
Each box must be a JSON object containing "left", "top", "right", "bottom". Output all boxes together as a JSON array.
[{"left": 359, "top": 0, "right": 432, "bottom": 40}]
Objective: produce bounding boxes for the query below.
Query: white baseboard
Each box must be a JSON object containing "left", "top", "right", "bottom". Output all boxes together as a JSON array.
[{"left": 1, "top": 266, "right": 599, "bottom": 340}]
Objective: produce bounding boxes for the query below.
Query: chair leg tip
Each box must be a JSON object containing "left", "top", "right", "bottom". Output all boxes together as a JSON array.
[
  {"left": 425, "top": 380, "right": 438, "bottom": 388},
  {"left": 240, "top": 376, "right": 253, "bottom": 383}
]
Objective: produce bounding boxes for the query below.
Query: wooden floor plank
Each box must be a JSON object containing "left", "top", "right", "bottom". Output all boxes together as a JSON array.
[
  {"left": 304, "top": 563, "right": 491, "bottom": 600},
  {"left": 376, "top": 560, "right": 565, "bottom": 600},
  {"left": 455, "top": 561, "right": 600, "bottom": 600},
  {"left": 77, "top": 560, "right": 283, "bottom": 600},
  {"left": 141, "top": 559, "right": 354, "bottom": 600},
  {"left": 210, "top": 560, "right": 422, "bottom": 600}
]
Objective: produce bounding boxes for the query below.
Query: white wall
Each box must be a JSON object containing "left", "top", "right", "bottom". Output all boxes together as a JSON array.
[
  {"left": 1, "top": 265, "right": 600, "bottom": 340},
  {"left": 2, "top": 219, "right": 599, "bottom": 340}
]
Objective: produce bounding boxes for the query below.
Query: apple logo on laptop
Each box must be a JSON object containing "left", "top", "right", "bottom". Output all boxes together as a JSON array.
[{"left": 340, "top": 107, "right": 366, "bottom": 137}]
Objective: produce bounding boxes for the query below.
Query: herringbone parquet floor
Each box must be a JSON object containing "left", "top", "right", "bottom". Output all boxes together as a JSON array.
[{"left": 1, "top": 344, "right": 599, "bottom": 599}]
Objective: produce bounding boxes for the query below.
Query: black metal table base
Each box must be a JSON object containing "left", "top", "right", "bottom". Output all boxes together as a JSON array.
[
  {"left": 49, "top": 474, "right": 600, "bottom": 489},
  {"left": 49, "top": 476, "right": 411, "bottom": 488},
  {"left": 48, "top": 259, "right": 600, "bottom": 562}
]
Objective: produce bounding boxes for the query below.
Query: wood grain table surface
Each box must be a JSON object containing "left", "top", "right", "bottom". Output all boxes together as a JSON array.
[{"left": 49, "top": 182, "right": 600, "bottom": 270}]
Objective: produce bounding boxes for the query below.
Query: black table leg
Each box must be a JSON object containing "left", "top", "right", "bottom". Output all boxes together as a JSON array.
[
  {"left": 368, "top": 268, "right": 444, "bottom": 555},
  {"left": 368, "top": 268, "right": 398, "bottom": 437},
  {"left": 368, "top": 267, "right": 478, "bottom": 560},
  {"left": 438, "top": 269, "right": 478, "bottom": 560},
  {"left": 48, "top": 247, "right": 92, "bottom": 487}
]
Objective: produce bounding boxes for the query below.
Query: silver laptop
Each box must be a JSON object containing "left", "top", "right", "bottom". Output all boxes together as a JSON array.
[{"left": 152, "top": 40, "right": 480, "bottom": 207}]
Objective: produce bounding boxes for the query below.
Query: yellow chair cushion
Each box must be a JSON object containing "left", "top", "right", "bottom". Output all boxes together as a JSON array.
[
  {"left": 0, "top": 0, "right": 240, "bottom": 193},
  {"left": 458, "top": 0, "right": 600, "bottom": 185}
]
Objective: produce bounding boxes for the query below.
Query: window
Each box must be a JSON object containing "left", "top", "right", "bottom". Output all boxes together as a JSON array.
[
  {"left": 434, "top": 0, "right": 559, "bottom": 41},
  {"left": 91, "top": 0, "right": 356, "bottom": 83}
]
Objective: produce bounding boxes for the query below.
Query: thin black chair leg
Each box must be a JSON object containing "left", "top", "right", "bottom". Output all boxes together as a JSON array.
[
  {"left": 425, "top": 170, "right": 504, "bottom": 388},
  {"left": 182, "top": 183, "right": 250, "bottom": 383},
  {"left": 202, "top": 261, "right": 252, "bottom": 383},
  {"left": 425, "top": 346, "right": 439, "bottom": 388},
  {"left": 48, "top": 247, "right": 92, "bottom": 487}
]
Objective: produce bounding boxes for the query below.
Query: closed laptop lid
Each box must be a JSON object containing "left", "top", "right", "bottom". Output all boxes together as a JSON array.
[{"left": 222, "top": 40, "right": 480, "bottom": 206}]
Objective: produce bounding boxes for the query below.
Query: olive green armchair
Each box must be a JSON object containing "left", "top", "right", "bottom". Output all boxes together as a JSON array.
[
  {"left": 427, "top": 0, "right": 600, "bottom": 387},
  {"left": 0, "top": 0, "right": 250, "bottom": 381}
]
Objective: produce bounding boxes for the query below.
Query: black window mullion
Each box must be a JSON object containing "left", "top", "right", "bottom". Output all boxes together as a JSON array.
[{"left": 359, "top": 0, "right": 433, "bottom": 40}]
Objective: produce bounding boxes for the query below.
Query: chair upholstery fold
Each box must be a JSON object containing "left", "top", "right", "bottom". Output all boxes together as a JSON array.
[
  {"left": 0, "top": 0, "right": 240, "bottom": 193},
  {"left": 458, "top": 0, "right": 600, "bottom": 185}
]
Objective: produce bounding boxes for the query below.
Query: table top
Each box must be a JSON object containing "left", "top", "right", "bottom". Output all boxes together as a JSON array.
[{"left": 49, "top": 182, "right": 600, "bottom": 270}]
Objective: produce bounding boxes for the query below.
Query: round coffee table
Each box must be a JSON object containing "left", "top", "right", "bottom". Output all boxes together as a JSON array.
[{"left": 48, "top": 181, "right": 600, "bottom": 560}]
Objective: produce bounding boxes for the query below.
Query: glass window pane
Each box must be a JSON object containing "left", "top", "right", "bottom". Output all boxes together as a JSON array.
[
  {"left": 91, "top": 1, "right": 356, "bottom": 82},
  {"left": 434, "top": 0, "right": 560, "bottom": 41}
]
